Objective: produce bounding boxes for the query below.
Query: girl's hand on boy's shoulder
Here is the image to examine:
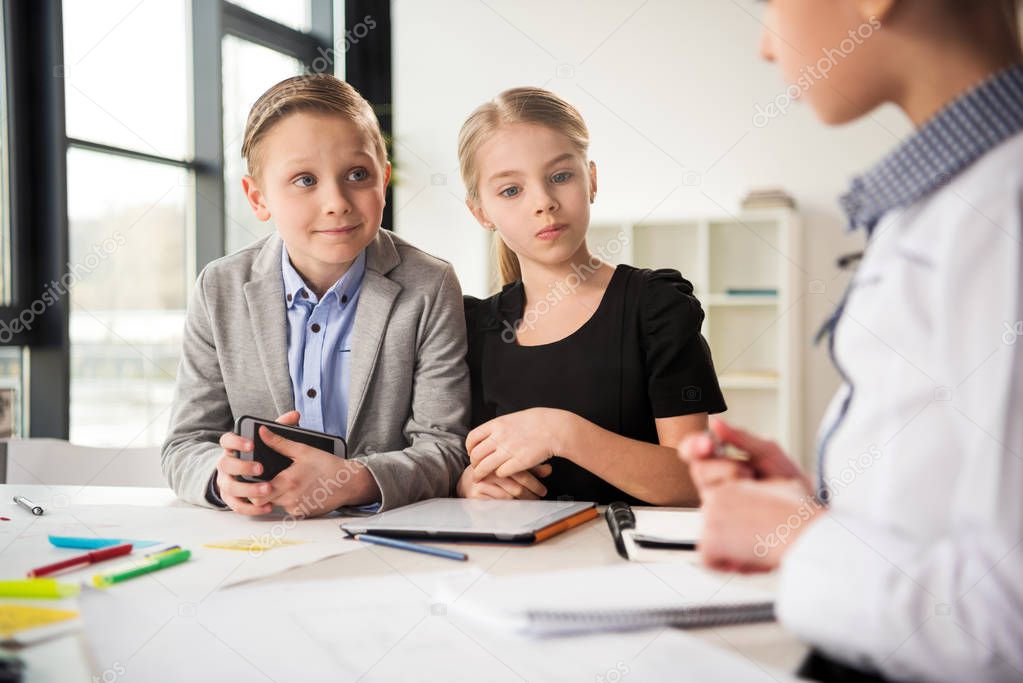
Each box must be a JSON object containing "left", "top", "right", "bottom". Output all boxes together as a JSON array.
[{"left": 466, "top": 408, "right": 572, "bottom": 480}]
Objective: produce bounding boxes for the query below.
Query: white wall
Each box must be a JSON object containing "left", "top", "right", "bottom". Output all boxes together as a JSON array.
[{"left": 390, "top": 0, "right": 913, "bottom": 464}]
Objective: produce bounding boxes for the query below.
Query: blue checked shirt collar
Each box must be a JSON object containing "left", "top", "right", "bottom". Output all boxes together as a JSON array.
[{"left": 840, "top": 63, "right": 1023, "bottom": 235}]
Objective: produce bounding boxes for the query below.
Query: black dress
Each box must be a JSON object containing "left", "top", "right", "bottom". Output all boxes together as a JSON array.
[{"left": 464, "top": 264, "right": 726, "bottom": 505}]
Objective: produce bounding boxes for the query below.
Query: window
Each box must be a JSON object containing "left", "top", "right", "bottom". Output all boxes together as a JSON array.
[
  {"left": 62, "top": 0, "right": 191, "bottom": 447},
  {"left": 230, "top": 0, "right": 310, "bottom": 32},
  {"left": 3, "top": 1, "right": 358, "bottom": 443},
  {"left": 0, "top": 9, "right": 24, "bottom": 438},
  {"left": 0, "top": 9, "right": 10, "bottom": 307},
  {"left": 222, "top": 35, "right": 304, "bottom": 254},
  {"left": 66, "top": 150, "right": 189, "bottom": 446}
]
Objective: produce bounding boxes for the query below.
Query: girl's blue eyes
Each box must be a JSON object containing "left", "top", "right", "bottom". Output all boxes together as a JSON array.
[
  {"left": 499, "top": 171, "right": 573, "bottom": 198},
  {"left": 294, "top": 175, "right": 316, "bottom": 188}
]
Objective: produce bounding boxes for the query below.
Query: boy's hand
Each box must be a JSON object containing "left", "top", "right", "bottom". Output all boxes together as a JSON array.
[
  {"left": 456, "top": 463, "right": 553, "bottom": 500},
  {"left": 257, "top": 425, "right": 380, "bottom": 517},
  {"left": 215, "top": 410, "right": 301, "bottom": 516}
]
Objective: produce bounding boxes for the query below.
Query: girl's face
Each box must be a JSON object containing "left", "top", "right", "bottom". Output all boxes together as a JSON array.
[
  {"left": 470, "top": 123, "right": 597, "bottom": 270},
  {"left": 243, "top": 111, "right": 390, "bottom": 274},
  {"left": 759, "top": 0, "right": 890, "bottom": 124}
]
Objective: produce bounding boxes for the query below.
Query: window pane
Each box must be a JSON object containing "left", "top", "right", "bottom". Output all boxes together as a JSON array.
[
  {"left": 222, "top": 36, "right": 304, "bottom": 254},
  {"left": 0, "top": 347, "right": 24, "bottom": 438},
  {"left": 66, "top": 149, "right": 188, "bottom": 447},
  {"left": 228, "top": 0, "right": 309, "bottom": 31},
  {"left": 62, "top": 0, "right": 189, "bottom": 159}
]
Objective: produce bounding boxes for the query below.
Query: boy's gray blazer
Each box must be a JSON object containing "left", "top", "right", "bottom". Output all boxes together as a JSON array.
[{"left": 161, "top": 229, "right": 470, "bottom": 511}]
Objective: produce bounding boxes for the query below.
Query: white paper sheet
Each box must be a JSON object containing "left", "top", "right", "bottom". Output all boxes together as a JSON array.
[{"left": 80, "top": 568, "right": 797, "bottom": 683}]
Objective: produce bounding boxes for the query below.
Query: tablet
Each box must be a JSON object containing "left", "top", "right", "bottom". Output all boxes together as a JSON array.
[{"left": 339, "top": 498, "right": 598, "bottom": 544}]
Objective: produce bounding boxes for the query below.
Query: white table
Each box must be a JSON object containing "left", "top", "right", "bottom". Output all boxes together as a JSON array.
[{"left": 1, "top": 485, "right": 808, "bottom": 682}]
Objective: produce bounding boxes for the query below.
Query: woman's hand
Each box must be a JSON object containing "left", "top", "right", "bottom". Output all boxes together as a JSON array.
[
  {"left": 679, "top": 418, "right": 811, "bottom": 493},
  {"left": 677, "top": 418, "right": 821, "bottom": 571},
  {"left": 214, "top": 410, "right": 301, "bottom": 516},
  {"left": 698, "top": 478, "right": 823, "bottom": 572},
  {"left": 466, "top": 408, "right": 572, "bottom": 480},
  {"left": 456, "top": 463, "right": 553, "bottom": 499}
]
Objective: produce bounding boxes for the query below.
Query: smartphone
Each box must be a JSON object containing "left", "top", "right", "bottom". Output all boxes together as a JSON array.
[{"left": 234, "top": 415, "right": 347, "bottom": 483}]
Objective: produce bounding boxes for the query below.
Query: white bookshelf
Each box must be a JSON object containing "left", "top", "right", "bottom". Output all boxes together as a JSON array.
[{"left": 587, "top": 208, "right": 803, "bottom": 452}]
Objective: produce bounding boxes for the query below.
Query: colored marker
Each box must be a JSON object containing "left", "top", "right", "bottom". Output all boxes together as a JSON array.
[
  {"left": 0, "top": 579, "right": 80, "bottom": 599},
  {"left": 92, "top": 549, "right": 191, "bottom": 587},
  {"left": 27, "top": 543, "right": 133, "bottom": 578}
]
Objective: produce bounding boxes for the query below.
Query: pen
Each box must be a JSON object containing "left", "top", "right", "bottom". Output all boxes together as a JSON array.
[
  {"left": 92, "top": 549, "right": 192, "bottom": 587},
  {"left": 27, "top": 543, "right": 133, "bottom": 578},
  {"left": 352, "top": 534, "right": 468, "bottom": 561},
  {"left": 707, "top": 430, "right": 751, "bottom": 462},
  {"left": 0, "top": 579, "right": 80, "bottom": 599},
  {"left": 13, "top": 496, "right": 44, "bottom": 516}
]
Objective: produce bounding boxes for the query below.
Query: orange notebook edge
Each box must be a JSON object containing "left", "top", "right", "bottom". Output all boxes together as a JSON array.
[{"left": 532, "top": 505, "right": 599, "bottom": 544}]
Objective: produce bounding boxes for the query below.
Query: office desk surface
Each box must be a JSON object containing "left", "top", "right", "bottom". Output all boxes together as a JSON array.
[{"left": 1, "top": 485, "right": 808, "bottom": 681}]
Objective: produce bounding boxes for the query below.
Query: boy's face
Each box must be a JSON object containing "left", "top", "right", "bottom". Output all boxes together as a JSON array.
[
  {"left": 242, "top": 111, "right": 390, "bottom": 273},
  {"left": 759, "top": 0, "right": 890, "bottom": 124},
  {"left": 469, "top": 123, "right": 597, "bottom": 270}
]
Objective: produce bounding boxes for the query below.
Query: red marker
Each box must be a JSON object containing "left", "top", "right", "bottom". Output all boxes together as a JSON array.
[{"left": 27, "top": 543, "right": 134, "bottom": 578}]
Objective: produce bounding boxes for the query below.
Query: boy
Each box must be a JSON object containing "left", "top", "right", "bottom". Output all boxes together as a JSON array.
[{"left": 162, "top": 74, "right": 469, "bottom": 517}]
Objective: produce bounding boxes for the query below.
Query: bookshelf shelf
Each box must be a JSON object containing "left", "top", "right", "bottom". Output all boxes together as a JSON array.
[{"left": 589, "top": 208, "right": 802, "bottom": 451}]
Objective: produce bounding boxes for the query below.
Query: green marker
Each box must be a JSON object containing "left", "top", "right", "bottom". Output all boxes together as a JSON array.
[
  {"left": 0, "top": 579, "right": 80, "bottom": 599},
  {"left": 92, "top": 549, "right": 191, "bottom": 587}
]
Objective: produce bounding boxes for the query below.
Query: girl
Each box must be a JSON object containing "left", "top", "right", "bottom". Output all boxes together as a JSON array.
[
  {"left": 680, "top": 1, "right": 1023, "bottom": 681},
  {"left": 456, "top": 87, "right": 726, "bottom": 506},
  {"left": 162, "top": 74, "right": 470, "bottom": 517}
]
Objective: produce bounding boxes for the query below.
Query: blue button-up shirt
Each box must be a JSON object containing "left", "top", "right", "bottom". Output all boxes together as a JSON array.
[{"left": 281, "top": 245, "right": 367, "bottom": 439}]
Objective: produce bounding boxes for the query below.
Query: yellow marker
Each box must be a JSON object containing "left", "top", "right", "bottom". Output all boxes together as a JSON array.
[{"left": 0, "top": 579, "right": 80, "bottom": 599}]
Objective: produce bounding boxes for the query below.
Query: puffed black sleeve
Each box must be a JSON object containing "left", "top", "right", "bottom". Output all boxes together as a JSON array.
[{"left": 639, "top": 269, "right": 727, "bottom": 418}]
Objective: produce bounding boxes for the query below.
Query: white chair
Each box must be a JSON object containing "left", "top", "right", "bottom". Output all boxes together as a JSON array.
[{"left": 0, "top": 438, "right": 167, "bottom": 487}]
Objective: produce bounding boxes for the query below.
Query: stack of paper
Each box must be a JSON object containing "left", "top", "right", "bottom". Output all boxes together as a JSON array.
[{"left": 445, "top": 562, "right": 776, "bottom": 636}]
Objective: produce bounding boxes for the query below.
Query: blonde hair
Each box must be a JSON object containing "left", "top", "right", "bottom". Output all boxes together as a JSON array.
[
  {"left": 241, "top": 73, "right": 387, "bottom": 179},
  {"left": 457, "top": 87, "right": 590, "bottom": 286}
]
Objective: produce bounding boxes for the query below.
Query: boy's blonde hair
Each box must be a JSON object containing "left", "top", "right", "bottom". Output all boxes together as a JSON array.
[
  {"left": 241, "top": 73, "right": 387, "bottom": 179},
  {"left": 457, "top": 87, "right": 590, "bottom": 286}
]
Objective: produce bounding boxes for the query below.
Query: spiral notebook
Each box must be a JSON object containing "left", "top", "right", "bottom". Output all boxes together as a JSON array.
[{"left": 448, "top": 562, "right": 776, "bottom": 636}]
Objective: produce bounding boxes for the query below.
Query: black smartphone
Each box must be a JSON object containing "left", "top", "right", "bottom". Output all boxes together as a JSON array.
[{"left": 234, "top": 415, "right": 348, "bottom": 483}]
